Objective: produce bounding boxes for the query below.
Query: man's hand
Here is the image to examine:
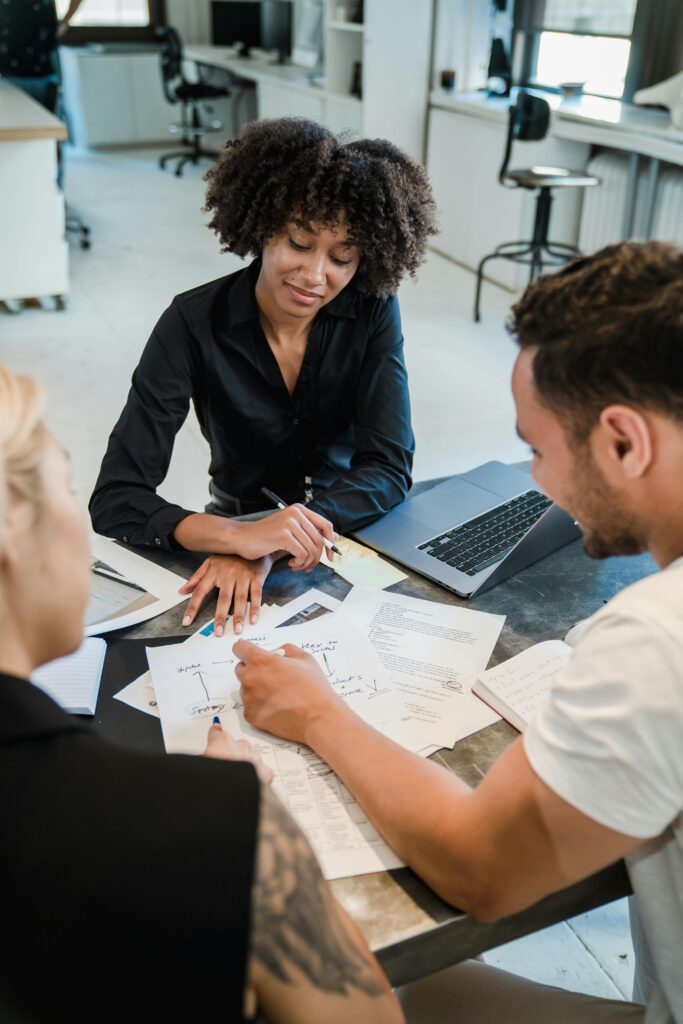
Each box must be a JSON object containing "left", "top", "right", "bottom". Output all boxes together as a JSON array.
[
  {"left": 233, "top": 640, "right": 344, "bottom": 744},
  {"left": 230, "top": 505, "right": 336, "bottom": 570},
  {"left": 180, "top": 554, "right": 273, "bottom": 635},
  {"left": 203, "top": 721, "right": 274, "bottom": 785}
]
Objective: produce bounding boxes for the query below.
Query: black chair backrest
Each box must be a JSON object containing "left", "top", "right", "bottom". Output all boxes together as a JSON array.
[
  {"left": 498, "top": 91, "right": 551, "bottom": 183},
  {"left": 156, "top": 25, "right": 183, "bottom": 103}
]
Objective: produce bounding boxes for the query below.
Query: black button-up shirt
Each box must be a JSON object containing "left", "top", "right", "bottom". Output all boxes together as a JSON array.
[{"left": 90, "top": 258, "right": 414, "bottom": 550}]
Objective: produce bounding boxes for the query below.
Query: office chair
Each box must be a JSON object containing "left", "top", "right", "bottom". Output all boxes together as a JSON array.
[
  {"left": 474, "top": 91, "right": 600, "bottom": 321},
  {"left": 156, "top": 26, "right": 230, "bottom": 177}
]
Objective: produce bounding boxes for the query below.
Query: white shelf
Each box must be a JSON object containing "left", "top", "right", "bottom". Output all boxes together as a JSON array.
[{"left": 329, "top": 20, "right": 364, "bottom": 32}]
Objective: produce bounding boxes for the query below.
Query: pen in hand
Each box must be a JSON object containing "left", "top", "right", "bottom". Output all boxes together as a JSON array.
[{"left": 260, "top": 487, "right": 342, "bottom": 556}]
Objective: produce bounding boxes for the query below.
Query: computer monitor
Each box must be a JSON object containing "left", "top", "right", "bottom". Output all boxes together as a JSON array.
[
  {"left": 211, "top": 1, "right": 262, "bottom": 58},
  {"left": 260, "top": 0, "right": 292, "bottom": 63}
]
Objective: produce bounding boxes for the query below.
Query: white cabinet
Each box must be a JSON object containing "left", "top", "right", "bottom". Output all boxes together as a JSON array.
[
  {"left": 258, "top": 81, "right": 324, "bottom": 121},
  {"left": 324, "top": 95, "right": 362, "bottom": 137},
  {"left": 325, "top": 0, "right": 432, "bottom": 163},
  {"left": 426, "top": 106, "right": 590, "bottom": 289},
  {"left": 61, "top": 48, "right": 176, "bottom": 147}
]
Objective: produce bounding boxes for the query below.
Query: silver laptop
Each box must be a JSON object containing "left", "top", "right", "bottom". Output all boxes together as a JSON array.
[{"left": 353, "top": 461, "right": 580, "bottom": 598}]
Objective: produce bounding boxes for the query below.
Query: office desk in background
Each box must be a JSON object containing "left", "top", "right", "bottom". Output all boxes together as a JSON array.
[
  {"left": 93, "top": 476, "right": 655, "bottom": 986},
  {"left": 0, "top": 79, "right": 68, "bottom": 306},
  {"left": 184, "top": 45, "right": 363, "bottom": 139},
  {"left": 428, "top": 90, "right": 683, "bottom": 292}
]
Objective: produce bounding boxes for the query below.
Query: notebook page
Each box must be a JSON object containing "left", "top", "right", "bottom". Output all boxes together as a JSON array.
[
  {"left": 475, "top": 639, "right": 571, "bottom": 727},
  {"left": 32, "top": 638, "right": 107, "bottom": 715}
]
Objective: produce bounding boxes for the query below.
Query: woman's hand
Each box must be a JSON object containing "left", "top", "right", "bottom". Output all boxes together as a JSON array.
[
  {"left": 230, "top": 505, "right": 336, "bottom": 570},
  {"left": 180, "top": 554, "right": 273, "bottom": 635},
  {"left": 233, "top": 640, "right": 345, "bottom": 745},
  {"left": 203, "top": 721, "right": 274, "bottom": 785}
]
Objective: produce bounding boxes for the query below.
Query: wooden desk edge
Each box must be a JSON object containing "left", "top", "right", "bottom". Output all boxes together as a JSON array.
[
  {"left": 377, "top": 860, "right": 631, "bottom": 987},
  {"left": 0, "top": 124, "right": 68, "bottom": 141}
]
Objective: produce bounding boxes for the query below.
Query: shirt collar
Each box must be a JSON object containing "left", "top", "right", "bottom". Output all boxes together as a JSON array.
[
  {"left": 0, "top": 672, "right": 92, "bottom": 743},
  {"left": 227, "top": 257, "right": 359, "bottom": 327}
]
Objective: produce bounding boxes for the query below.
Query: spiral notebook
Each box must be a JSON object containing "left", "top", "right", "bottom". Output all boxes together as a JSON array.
[{"left": 32, "top": 638, "right": 107, "bottom": 716}]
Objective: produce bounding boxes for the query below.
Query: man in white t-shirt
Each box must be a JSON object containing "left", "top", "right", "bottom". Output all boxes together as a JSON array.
[{"left": 231, "top": 240, "right": 683, "bottom": 1023}]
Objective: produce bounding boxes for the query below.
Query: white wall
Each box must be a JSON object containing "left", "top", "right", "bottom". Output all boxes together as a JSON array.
[{"left": 432, "top": 0, "right": 512, "bottom": 94}]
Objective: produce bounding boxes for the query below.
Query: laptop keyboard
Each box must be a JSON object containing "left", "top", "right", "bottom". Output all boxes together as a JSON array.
[{"left": 417, "top": 490, "right": 552, "bottom": 576}]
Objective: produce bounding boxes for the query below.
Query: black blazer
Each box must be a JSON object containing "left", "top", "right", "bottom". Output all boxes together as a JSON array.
[{"left": 0, "top": 673, "right": 259, "bottom": 1023}]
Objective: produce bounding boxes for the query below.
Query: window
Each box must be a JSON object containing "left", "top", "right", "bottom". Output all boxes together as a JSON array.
[
  {"left": 515, "top": 0, "right": 638, "bottom": 100},
  {"left": 56, "top": 0, "right": 150, "bottom": 27},
  {"left": 534, "top": 31, "right": 631, "bottom": 98},
  {"left": 58, "top": 0, "right": 165, "bottom": 43}
]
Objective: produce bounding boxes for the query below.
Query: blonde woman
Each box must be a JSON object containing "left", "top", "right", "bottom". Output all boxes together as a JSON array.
[{"left": 0, "top": 366, "right": 402, "bottom": 1024}]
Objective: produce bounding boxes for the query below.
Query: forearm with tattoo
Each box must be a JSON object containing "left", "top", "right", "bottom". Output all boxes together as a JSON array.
[{"left": 250, "top": 787, "right": 384, "bottom": 999}]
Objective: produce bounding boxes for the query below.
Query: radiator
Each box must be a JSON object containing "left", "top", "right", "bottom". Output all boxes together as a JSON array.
[
  {"left": 651, "top": 167, "right": 683, "bottom": 247},
  {"left": 578, "top": 152, "right": 683, "bottom": 253}
]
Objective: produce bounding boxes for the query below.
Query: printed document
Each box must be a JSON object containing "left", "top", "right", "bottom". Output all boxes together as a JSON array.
[{"left": 339, "top": 587, "right": 504, "bottom": 748}]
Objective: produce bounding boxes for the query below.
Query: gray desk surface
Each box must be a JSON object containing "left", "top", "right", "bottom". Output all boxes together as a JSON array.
[{"left": 95, "top": 478, "right": 654, "bottom": 986}]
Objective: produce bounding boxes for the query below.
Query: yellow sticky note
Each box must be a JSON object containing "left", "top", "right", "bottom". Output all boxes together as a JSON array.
[{"left": 335, "top": 555, "right": 408, "bottom": 589}]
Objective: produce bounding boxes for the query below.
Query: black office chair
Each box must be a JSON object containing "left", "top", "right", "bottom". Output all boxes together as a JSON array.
[
  {"left": 473, "top": 91, "right": 600, "bottom": 321},
  {"left": 156, "top": 26, "right": 230, "bottom": 177}
]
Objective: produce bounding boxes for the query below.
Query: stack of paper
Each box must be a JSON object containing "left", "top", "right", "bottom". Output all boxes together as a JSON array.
[{"left": 114, "top": 585, "right": 506, "bottom": 880}]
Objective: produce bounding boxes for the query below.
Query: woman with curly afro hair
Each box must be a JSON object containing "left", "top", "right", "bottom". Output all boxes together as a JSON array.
[{"left": 90, "top": 117, "right": 438, "bottom": 636}]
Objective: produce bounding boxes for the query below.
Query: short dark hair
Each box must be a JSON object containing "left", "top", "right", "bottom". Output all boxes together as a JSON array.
[
  {"left": 203, "top": 117, "right": 438, "bottom": 297},
  {"left": 508, "top": 241, "right": 683, "bottom": 440}
]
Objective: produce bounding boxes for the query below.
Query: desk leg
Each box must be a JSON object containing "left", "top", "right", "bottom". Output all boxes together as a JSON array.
[
  {"left": 622, "top": 151, "right": 640, "bottom": 240},
  {"left": 640, "top": 157, "right": 660, "bottom": 240}
]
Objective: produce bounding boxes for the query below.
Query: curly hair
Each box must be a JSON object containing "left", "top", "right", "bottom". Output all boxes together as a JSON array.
[
  {"left": 204, "top": 118, "right": 438, "bottom": 297},
  {"left": 508, "top": 241, "right": 683, "bottom": 441}
]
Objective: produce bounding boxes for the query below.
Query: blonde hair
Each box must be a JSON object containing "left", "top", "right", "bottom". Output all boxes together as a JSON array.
[{"left": 0, "top": 366, "right": 45, "bottom": 549}]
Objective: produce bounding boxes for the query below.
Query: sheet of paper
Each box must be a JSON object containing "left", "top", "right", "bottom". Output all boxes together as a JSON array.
[
  {"left": 223, "top": 707, "right": 403, "bottom": 880},
  {"left": 338, "top": 587, "right": 504, "bottom": 748},
  {"left": 31, "top": 637, "right": 106, "bottom": 715},
  {"left": 114, "top": 606, "right": 281, "bottom": 718},
  {"left": 85, "top": 535, "right": 189, "bottom": 636},
  {"left": 148, "top": 618, "right": 402, "bottom": 749},
  {"left": 322, "top": 537, "right": 408, "bottom": 589},
  {"left": 114, "top": 591, "right": 338, "bottom": 719},
  {"left": 475, "top": 639, "right": 571, "bottom": 727}
]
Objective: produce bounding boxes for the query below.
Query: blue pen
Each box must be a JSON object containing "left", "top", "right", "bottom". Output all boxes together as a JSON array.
[{"left": 212, "top": 715, "right": 221, "bottom": 726}]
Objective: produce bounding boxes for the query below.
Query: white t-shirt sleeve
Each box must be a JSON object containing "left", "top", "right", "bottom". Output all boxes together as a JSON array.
[{"left": 524, "top": 608, "right": 683, "bottom": 839}]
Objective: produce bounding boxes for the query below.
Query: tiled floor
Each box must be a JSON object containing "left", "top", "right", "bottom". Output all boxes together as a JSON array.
[{"left": 0, "top": 144, "right": 635, "bottom": 1001}]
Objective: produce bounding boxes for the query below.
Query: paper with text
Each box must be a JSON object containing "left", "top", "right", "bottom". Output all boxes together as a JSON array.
[
  {"left": 224, "top": 706, "right": 403, "bottom": 879},
  {"left": 339, "top": 587, "right": 504, "bottom": 748},
  {"left": 474, "top": 639, "right": 571, "bottom": 731},
  {"left": 149, "top": 619, "right": 402, "bottom": 755}
]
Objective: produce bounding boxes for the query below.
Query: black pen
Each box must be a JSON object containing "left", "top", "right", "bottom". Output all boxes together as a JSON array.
[{"left": 261, "top": 487, "right": 342, "bottom": 556}]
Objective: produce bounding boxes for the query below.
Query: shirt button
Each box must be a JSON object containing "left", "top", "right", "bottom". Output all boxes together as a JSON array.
[{"left": 155, "top": 537, "right": 161, "bottom": 546}]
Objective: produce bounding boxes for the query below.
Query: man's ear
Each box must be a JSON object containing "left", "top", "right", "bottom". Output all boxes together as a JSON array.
[{"left": 595, "top": 405, "right": 653, "bottom": 480}]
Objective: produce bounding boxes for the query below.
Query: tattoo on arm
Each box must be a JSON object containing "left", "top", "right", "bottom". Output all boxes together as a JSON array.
[{"left": 250, "top": 786, "right": 384, "bottom": 998}]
